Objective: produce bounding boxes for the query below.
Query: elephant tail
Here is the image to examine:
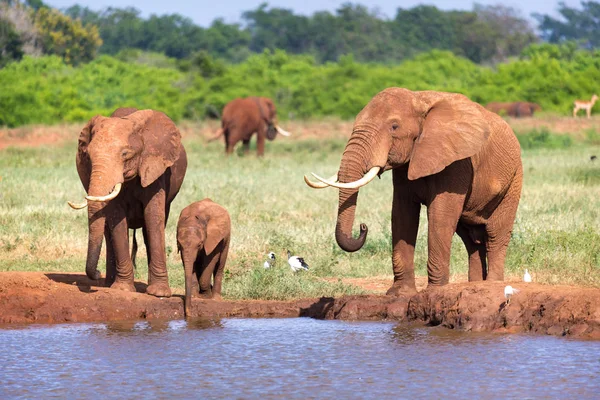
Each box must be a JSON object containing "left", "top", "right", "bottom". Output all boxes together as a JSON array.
[
  {"left": 207, "top": 128, "right": 224, "bottom": 142},
  {"left": 131, "top": 229, "right": 138, "bottom": 269}
]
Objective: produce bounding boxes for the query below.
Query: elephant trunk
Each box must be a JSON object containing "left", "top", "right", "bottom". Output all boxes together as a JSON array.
[
  {"left": 86, "top": 200, "right": 105, "bottom": 280},
  {"left": 335, "top": 140, "right": 371, "bottom": 252},
  {"left": 84, "top": 166, "right": 120, "bottom": 280},
  {"left": 182, "top": 250, "right": 196, "bottom": 318}
]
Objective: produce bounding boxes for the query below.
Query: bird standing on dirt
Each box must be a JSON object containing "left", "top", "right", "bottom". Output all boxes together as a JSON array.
[
  {"left": 287, "top": 250, "right": 309, "bottom": 272},
  {"left": 504, "top": 285, "right": 519, "bottom": 304},
  {"left": 523, "top": 269, "right": 532, "bottom": 283},
  {"left": 264, "top": 252, "right": 276, "bottom": 269}
]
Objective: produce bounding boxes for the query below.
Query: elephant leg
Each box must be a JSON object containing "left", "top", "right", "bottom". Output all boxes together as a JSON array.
[
  {"left": 142, "top": 227, "right": 151, "bottom": 267},
  {"left": 104, "top": 226, "right": 117, "bottom": 286},
  {"left": 387, "top": 176, "right": 420, "bottom": 296},
  {"left": 242, "top": 139, "right": 250, "bottom": 155},
  {"left": 425, "top": 194, "right": 465, "bottom": 286},
  {"left": 225, "top": 127, "right": 238, "bottom": 155},
  {"left": 107, "top": 207, "right": 136, "bottom": 292},
  {"left": 225, "top": 135, "right": 235, "bottom": 154},
  {"left": 199, "top": 252, "right": 219, "bottom": 299},
  {"left": 256, "top": 133, "right": 265, "bottom": 157},
  {"left": 191, "top": 257, "right": 201, "bottom": 297},
  {"left": 143, "top": 186, "right": 171, "bottom": 297},
  {"left": 485, "top": 178, "right": 522, "bottom": 281},
  {"left": 456, "top": 223, "right": 487, "bottom": 281},
  {"left": 212, "top": 241, "right": 228, "bottom": 299}
]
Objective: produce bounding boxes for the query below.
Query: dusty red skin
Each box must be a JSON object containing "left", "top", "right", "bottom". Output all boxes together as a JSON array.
[{"left": 1, "top": 272, "right": 598, "bottom": 340}]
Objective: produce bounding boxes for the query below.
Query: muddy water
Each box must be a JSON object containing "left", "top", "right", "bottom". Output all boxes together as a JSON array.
[{"left": 1, "top": 318, "right": 599, "bottom": 399}]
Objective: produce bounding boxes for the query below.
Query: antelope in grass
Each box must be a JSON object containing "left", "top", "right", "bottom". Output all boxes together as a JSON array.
[{"left": 573, "top": 94, "right": 598, "bottom": 118}]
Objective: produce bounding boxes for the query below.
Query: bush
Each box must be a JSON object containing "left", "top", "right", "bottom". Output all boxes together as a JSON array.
[
  {"left": 1, "top": 45, "right": 600, "bottom": 127},
  {"left": 515, "top": 128, "right": 573, "bottom": 150},
  {"left": 34, "top": 7, "right": 102, "bottom": 65}
]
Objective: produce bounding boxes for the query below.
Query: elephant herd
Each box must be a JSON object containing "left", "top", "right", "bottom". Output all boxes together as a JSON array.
[{"left": 69, "top": 89, "right": 523, "bottom": 314}]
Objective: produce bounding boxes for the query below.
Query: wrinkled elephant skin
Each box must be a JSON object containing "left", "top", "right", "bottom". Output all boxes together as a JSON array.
[
  {"left": 177, "top": 199, "right": 231, "bottom": 317},
  {"left": 305, "top": 88, "right": 523, "bottom": 295},
  {"left": 213, "top": 97, "right": 290, "bottom": 156},
  {"left": 70, "top": 107, "right": 187, "bottom": 298}
]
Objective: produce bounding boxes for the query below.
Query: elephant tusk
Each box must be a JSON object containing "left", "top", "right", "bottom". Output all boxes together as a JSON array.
[
  {"left": 86, "top": 183, "right": 122, "bottom": 202},
  {"left": 67, "top": 200, "right": 88, "bottom": 210},
  {"left": 304, "top": 173, "right": 338, "bottom": 189},
  {"left": 311, "top": 167, "right": 380, "bottom": 189},
  {"left": 275, "top": 125, "right": 292, "bottom": 137}
]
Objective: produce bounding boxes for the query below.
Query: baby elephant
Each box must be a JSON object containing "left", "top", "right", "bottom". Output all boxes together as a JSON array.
[{"left": 177, "top": 199, "right": 231, "bottom": 317}]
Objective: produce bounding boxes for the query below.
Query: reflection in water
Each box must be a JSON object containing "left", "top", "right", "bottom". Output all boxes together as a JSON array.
[
  {"left": 98, "top": 318, "right": 222, "bottom": 335},
  {"left": 0, "top": 318, "right": 598, "bottom": 399}
]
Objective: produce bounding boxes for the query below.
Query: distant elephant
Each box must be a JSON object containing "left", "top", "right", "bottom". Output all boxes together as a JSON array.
[
  {"left": 305, "top": 88, "right": 523, "bottom": 295},
  {"left": 68, "top": 107, "right": 187, "bottom": 297},
  {"left": 177, "top": 199, "right": 231, "bottom": 316},
  {"left": 485, "top": 101, "right": 541, "bottom": 118},
  {"left": 209, "top": 96, "right": 291, "bottom": 156}
]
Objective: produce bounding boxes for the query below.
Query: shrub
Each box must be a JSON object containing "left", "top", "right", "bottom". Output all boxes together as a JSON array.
[{"left": 2, "top": 45, "right": 600, "bottom": 127}]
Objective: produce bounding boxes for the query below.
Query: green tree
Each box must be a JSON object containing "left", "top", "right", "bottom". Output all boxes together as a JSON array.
[
  {"left": 0, "top": 17, "right": 24, "bottom": 66},
  {"left": 392, "top": 5, "right": 457, "bottom": 57},
  {"left": 535, "top": 1, "right": 600, "bottom": 48},
  {"left": 200, "top": 19, "right": 251, "bottom": 62},
  {"left": 57, "top": 2, "right": 539, "bottom": 64},
  {"left": 34, "top": 7, "right": 102, "bottom": 65},
  {"left": 242, "top": 3, "right": 311, "bottom": 54}
]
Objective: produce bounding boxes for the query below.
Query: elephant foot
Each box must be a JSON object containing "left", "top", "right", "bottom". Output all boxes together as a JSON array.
[
  {"left": 110, "top": 280, "right": 136, "bottom": 293},
  {"left": 147, "top": 282, "right": 172, "bottom": 298},
  {"left": 104, "top": 275, "right": 116, "bottom": 287},
  {"left": 198, "top": 290, "right": 214, "bottom": 299},
  {"left": 485, "top": 272, "right": 504, "bottom": 281},
  {"left": 87, "top": 269, "right": 102, "bottom": 281},
  {"left": 386, "top": 283, "right": 417, "bottom": 297}
]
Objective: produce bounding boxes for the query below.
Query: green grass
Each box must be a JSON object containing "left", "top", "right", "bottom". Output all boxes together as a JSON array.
[
  {"left": 515, "top": 128, "right": 574, "bottom": 150},
  {"left": 1, "top": 125, "right": 599, "bottom": 298}
]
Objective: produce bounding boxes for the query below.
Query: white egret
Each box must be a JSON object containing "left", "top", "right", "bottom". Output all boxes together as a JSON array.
[{"left": 504, "top": 285, "right": 520, "bottom": 304}]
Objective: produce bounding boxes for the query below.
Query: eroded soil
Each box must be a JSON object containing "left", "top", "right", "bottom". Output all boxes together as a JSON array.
[{"left": 1, "top": 272, "right": 599, "bottom": 339}]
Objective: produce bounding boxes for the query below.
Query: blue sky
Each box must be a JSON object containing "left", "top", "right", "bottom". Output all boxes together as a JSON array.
[{"left": 45, "top": 0, "right": 581, "bottom": 27}]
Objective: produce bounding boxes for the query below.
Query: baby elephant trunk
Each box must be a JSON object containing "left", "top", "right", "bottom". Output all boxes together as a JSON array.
[{"left": 181, "top": 250, "right": 197, "bottom": 318}]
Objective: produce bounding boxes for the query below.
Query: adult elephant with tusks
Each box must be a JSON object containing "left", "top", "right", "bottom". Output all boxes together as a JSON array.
[
  {"left": 68, "top": 107, "right": 187, "bottom": 297},
  {"left": 209, "top": 96, "right": 292, "bottom": 156},
  {"left": 304, "top": 88, "right": 522, "bottom": 295}
]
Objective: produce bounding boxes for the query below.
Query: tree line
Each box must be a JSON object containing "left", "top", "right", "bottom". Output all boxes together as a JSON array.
[
  {"left": 1, "top": 43, "right": 599, "bottom": 127},
  {"left": 2, "top": 0, "right": 600, "bottom": 67}
]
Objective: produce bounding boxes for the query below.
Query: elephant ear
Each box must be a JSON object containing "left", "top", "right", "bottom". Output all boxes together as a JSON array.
[
  {"left": 261, "top": 98, "right": 278, "bottom": 140},
  {"left": 408, "top": 98, "right": 490, "bottom": 181},
  {"left": 128, "top": 110, "right": 182, "bottom": 188},
  {"left": 204, "top": 211, "right": 229, "bottom": 255},
  {"left": 76, "top": 115, "right": 103, "bottom": 191},
  {"left": 110, "top": 107, "right": 138, "bottom": 118},
  {"left": 263, "top": 98, "right": 276, "bottom": 120}
]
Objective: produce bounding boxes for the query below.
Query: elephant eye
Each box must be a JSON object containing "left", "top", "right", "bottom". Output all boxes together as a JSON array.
[
  {"left": 121, "top": 149, "right": 134, "bottom": 160},
  {"left": 391, "top": 123, "right": 399, "bottom": 131}
]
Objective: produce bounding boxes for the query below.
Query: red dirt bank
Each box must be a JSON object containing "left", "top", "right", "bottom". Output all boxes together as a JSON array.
[{"left": 1, "top": 272, "right": 599, "bottom": 339}]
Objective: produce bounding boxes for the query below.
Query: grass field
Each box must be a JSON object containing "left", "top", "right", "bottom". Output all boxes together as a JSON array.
[{"left": 1, "top": 116, "right": 599, "bottom": 299}]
